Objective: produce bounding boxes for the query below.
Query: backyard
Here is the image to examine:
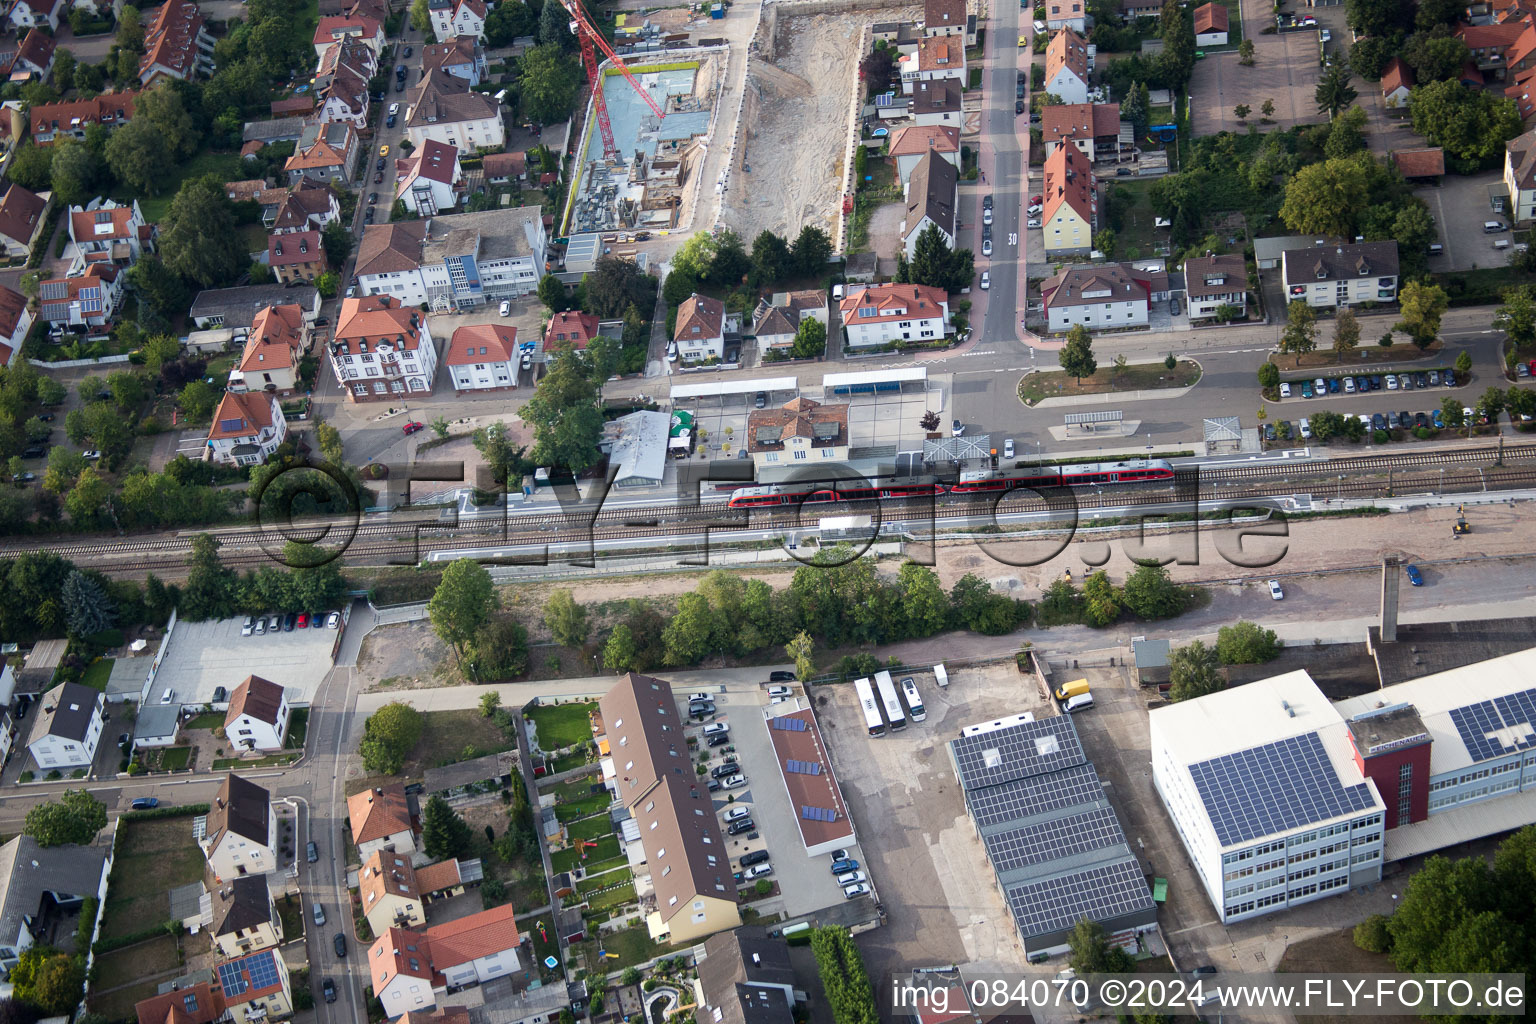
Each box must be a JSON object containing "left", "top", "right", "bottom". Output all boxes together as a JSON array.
[
  {"left": 526, "top": 701, "right": 595, "bottom": 751},
  {"left": 88, "top": 931, "right": 208, "bottom": 1023},
  {"left": 80, "top": 658, "right": 114, "bottom": 692},
  {"left": 551, "top": 834, "right": 620, "bottom": 874},
  {"left": 100, "top": 816, "right": 206, "bottom": 940}
]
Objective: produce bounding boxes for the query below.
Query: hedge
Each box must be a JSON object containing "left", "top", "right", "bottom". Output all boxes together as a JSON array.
[
  {"left": 122, "top": 802, "right": 210, "bottom": 822},
  {"left": 93, "top": 920, "right": 182, "bottom": 955}
]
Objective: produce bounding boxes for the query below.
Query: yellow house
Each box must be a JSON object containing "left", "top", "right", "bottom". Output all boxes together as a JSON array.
[
  {"left": 359, "top": 850, "right": 468, "bottom": 936},
  {"left": 208, "top": 873, "right": 283, "bottom": 959},
  {"left": 1041, "top": 143, "right": 1097, "bottom": 258}
]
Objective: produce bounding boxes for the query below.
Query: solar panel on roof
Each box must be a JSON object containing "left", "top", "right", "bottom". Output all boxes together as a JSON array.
[
  {"left": 950, "top": 717, "right": 1084, "bottom": 790},
  {"left": 800, "top": 805, "right": 837, "bottom": 822},
  {"left": 218, "top": 418, "right": 246, "bottom": 433},
  {"left": 983, "top": 806, "right": 1126, "bottom": 873},
  {"left": 770, "top": 716, "right": 806, "bottom": 732},
  {"left": 965, "top": 764, "right": 1105, "bottom": 827},
  {"left": 1188, "top": 732, "right": 1377, "bottom": 848},
  {"left": 217, "top": 960, "right": 248, "bottom": 997},
  {"left": 1448, "top": 687, "right": 1536, "bottom": 763},
  {"left": 38, "top": 281, "right": 66, "bottom": 300},
  {"left": 1004, "top": 859, "right": 1155, "bottom": 938},
  {"left": 785, "top": 758, "right": 822, "bottom": 775}
]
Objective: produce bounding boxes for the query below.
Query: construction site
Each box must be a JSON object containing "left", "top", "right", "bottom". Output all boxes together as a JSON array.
[{"left": 563, "top": 53, "right": 728, "bottom": 237}]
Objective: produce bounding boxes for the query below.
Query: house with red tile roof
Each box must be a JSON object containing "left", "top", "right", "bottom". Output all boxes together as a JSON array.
[
  {"left": 1457, "top": 16, "right": 1528, "bottom": 72},
  {"left": 482, "top": 151, "right": 527, "bottom": 184},
  {"left": 29, "top": 91, "right": 137, "bottom": 145},
  {"left": 395, "top": 140, "right": 463, "bottom": 215},
  {"left": 423, "top": 35, "right": 488, "bottom": 85},
  {"left": 544, "top": 310, "right": 614, "bottom": 351},
  {"left": 139, "top": 1, "right": 215, "bottom": 86},
  {"left": 134, "top": 981, "right": 225, "bottom": 1024},
  {"left": 267, "top": 230, "right": 325, "bottom": 284},
  {"left": 445, "top": 323, "right": 519, "bottom": 391},
  {"left": 311, "top": 13, "right": 385, "bottom": 58},
  {"left": 1042, "top": 143, "right": 1097, "bottom": 257},
  {"left": 924, "top": 0, "right": 966, "bottom": 36},
  {"left": 66, "top": 198, "right": 153, "bottom": 276},
  {"left": 213, "top": 948, "right": 292, "bottom": 1024},
  {"left": 37, "top": 264, "right": 123, "bottom": 327},
  {"left": 1193, "top": 2, "right": 1228, "bottom": 45},
  {"left": 427, "top": 0, "right": 487, "bottom": 41},
  {"left": 349, "top": 783, "right": 422, "bottom": 862},
  {"left": 0, "top": 286, "right": 31, "bottom": 367},
  {"left": 0, "top": 183, "right": 48, "bottom": 260},
  {"left": 272, "top": 180, "right": 341, "bottom": 234},
  {"left": 11, "top": 29, "right": 55, "bottom": 81},
  {"left": 1507, "top": 63, "right": 1536, "bottom": 122},
  {"left": 358, "top": 850, "right": 468, "bottom": 935},
  {"left": 8, "top": 0, "right": 62, "bottom": 33},
  {"left": 903, "top": 150, "right": 957, "bottom": 257},
  {"left": 223, "top": 675, "right": 291, "bottom": 751},
  {"left": 1045, "top": 0, "right": 1086, "bottom": 31},
  {"left": 839, "top": 282, "right": 950, "bottom": 348},
  {"left": 285, "top": 121, "right": 359, "bottom": 184},
  {"left": 1391, "top": 147, "right": 1445, "bottom": 180},
  {"left": 230, "top": 303, "right": 307, "bottom": 394},
  {"left": 888, "top": 124, "right": 960, "bottom": 184},
  {"left": 674, "top": 293, "right": 726, "bottom": 362},
  {"left": 746, "top": 396, "right": 850, "bottom": 471},
  {"left": 271, "top": 95, "right": 315, "bottom": 117},
  {"left": 899, "top": 35, "right": 966, "bottom": 94},
  {"left": 207, "top": 391, "right": 288, "bottom": 466},
  {"left": 1040, "top": 262, "right": 1152, "bottom": 332},
  {"left": 1040, "top": 102, "right": 1123, "bottom": 161},
  {"left": 314, "top": 38, "right": 376, "bottom": 128},
  {"left": 330, "top": 295, "right": 438, "bottom": 402},
  {"left": 369, "top": 904, "right": 522, "bottom": 1017},
  {"left": 1045, "top": 27, "right": 1090, "bottom": 105},
  {"left": 1382, "top": 58, "right": 1413, "bottom": 108}
]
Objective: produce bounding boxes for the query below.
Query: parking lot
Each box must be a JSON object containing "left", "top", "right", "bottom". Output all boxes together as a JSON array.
[
  {"left": 148, "top": 616, "right": 340, "bottom": 707},
  {"left": 1188, "top": 16, "right": 1331, "bottom": 134},
  {"left": 1412, "top": 169, "right": 1513, "bottom": 272},
  {"left": 681, "top": 684, "right": 861, "bottom": 916}
]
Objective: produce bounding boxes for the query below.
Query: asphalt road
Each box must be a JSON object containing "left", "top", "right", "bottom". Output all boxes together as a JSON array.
[{"left": 973, "top": 2, "right": 1029, "bottom": 345}]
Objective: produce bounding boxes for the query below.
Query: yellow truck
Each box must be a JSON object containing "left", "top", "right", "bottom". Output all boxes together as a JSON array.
[{"left": 1054, "top": 678, "right": 1090, "bottom": 702}]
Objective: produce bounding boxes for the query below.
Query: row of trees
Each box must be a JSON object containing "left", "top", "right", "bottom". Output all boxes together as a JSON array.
[
  {"left": 809, "top": 927, "right": 879, "bottom": 1024},
  {"left": 179, "top": 534, "right": 351, "bottom": 622},
  {"left": 0, "top": 549, "right": 185, "bottom": 643},
  {"left": 1039, "top": 564, "right": 1191, "bottom": 629}
]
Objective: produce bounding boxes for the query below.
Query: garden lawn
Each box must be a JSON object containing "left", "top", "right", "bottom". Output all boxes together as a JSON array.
[
  {"left": 159, "top": 746, "right": 192, "bottom": 771},
  {"left": 123, "top": 150, "right": 249, "bottom": 223},
  {"left": 406, "top": 708, "right": 517, "bottom": 774},
  {"left": 577, "top": 867, "right": 632, "bottom": 895},
  {"left": 583, "top": 881, "right": 636, "bottom": 913},
  {"left": 91, "top": 934, "right": 180, "bottom": 990},
  {"left": 1103, "top": 179, "right": 1161, "bottom": 259},
  {"left": 100, "top": 818, "right": 206, "bottom": 940},
  {"left": 551, "top": 751, "right": 592, "bottom": 774},
  {"left": 80, "top": 658, "right": 114, "bottom": 692},
  {"left": 212, "top": 752, "right": 298, "bottom": 770},
  {"left": 526, "top": 702, "right": 595, "bottom": 749},
  {"left": 89, "top": 978, "right": 162, "bottom": 1022},
  {"left": 185, "top": 712, "right": 224, "bottom": 730},
  {"left": 579, "top": 925, "right": 672, "bottom": 972},
  {"left": 551, "top": 834, "right": 619, "bottom": 873},
  {"left": 276, "top": 894, "right": 305, "bottom": 942},
  {"left": 566, "top": 815, "right": 615, "bottom": 843},
  {"left": 285, "top": 707, "right": 310, "bottom": 748}
]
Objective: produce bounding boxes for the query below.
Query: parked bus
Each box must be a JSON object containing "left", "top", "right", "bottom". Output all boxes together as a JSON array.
[
  {"left": 875, "top": 671, "right": 907, "bottom": 732},
  {"left": 900, "top": 676, "right": 926, "bottom": 722},
  {"left": 854, "top": 677, "right": 885, "bottom": 738}
]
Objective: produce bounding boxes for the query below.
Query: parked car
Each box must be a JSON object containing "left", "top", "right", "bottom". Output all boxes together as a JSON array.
[
  {"left": 740, "top": 849, "right": 770, "bottom": 867},
  {"left": 1414, "top": 412, "right": 1429, "bottom": 429},
  {"left": 982, "top": 237, "right": 992, "bottom": 256},
  {"left": 1326, "top": 377, "right": 1340, "bottom": 394},
  {"left": 307, "top": 840, "right": 319, "bottom": 863},
  {"left": 766, "top": 685, "right": 791, "bottom": 698},
  {"left": 297, "top": 613, "right": 309, "bottom": 628},
  {"left": 836, "top": 870, "right": 867, "bottom": 885},
  {"left": 314, "top": 903, "right": 326, "bottom": 925},
  {"left": 374, "top": 171, "right": 384, "bottom": 184},
  {"left": 131, "top": 797, "right": 159, "bottom": 809},
  {"left": 702, "top": 721, "right": 729, "bottom": 736},
  {"left": 725, "top": 806, "right": 752, "bottom": 822},
  {"left": 843, "top": 883, "right": 871, "bottom": 899},
  {"left": 768, "top": 671, "right": 795, "bottom": 681},
  {"left": 727, "top": 818, "right": 755, "bottom": 835},
  {"left": 830, "top": 858, "right": 860, "bottom": 874},
  {"left": 333, "top": 933, "right": 347, "bottom": 958},
  {"left": 689, "top": 701, "right": 715, "bottom": 714},
  {"left": 743, "top": 863, "right": 773, "bottom": 879},
  {"left": 706, "top": 779, "right": 722, "bottom": 792},
  {"left": 712, "top": 764, "right": 739, "bottom": 779},
  {"left": 723, "top": 773, "right": 747, "bottom": 788},
  {"left": 1300, "top": 382, "right": 1313, "bottom": 398},
  {"left": 1386, "top": 374, "right": 1399, "bottom": 390},
  {"left": 82, "top": 450, "right": 101, "bottom": 460},
  {"left": 327, "top": 611, "right": 342, "bottom": 629},
  {"left": 979, "top": 271, "right": 989, "bottom": 290},
  {"left": 283, "top": 612, "right": 297, "bottom": 631},
  {"left": 1343, "top": 377, "right": 1355, "bottom": 393},
  {"left": 1279, "top": 382, "right": 1291, "bottom": 398},
  {"left": 1016, "top": 100, "right": 1025, "bottom": 114},
  {"left": 1405, "top": 564, "right": 1424, "bottom": 586},
  {"left": 242, "top": 616, "right": 255, "bottom": 636},
  {"left": 952, "top": 419, "right": 964, "bottom": 437},
  {"left": 1432, "top": 409, "right": 1444, "bottom": 429},
  {"left": 707, "top": 733, "right": 730, "bottom": 747},
  {"left": 254, "top": 617, "right": 267, "bottom": 635},
  {"left": 1267, "top": 579, "right": 1284, "bottom": 600}
]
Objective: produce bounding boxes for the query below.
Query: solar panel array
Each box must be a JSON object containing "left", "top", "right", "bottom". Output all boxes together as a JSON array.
[
  {"left": 965, "top": 764, "right": 1105, "bottom": 828},
  {"left": 801, "top": 805, "right": 838, "bottom": 822},
  {"left": 951, "top": 717, "right": 1084, "bottom": 791},
  {"left": 1448, "top": 687, "right": 1536, "bottom": 763},
  {"left": 770, "top": 716, "right": 807, "bottom": 732},
  {"left": 1005, "top": 859, "right": 1157, "bottom": 938},
  {"left": 785, "top": 758, "right": 822, "bottom": 775},
  {"left": 218, "top": 950, "right": 281, "bottom": 998},
  {"left": 984, "top": 806, "right": 1126, "bottom": 873},
  {"left": 38, "top": 281, "right": 66, "bottom": 301},
  {"left": 1188, "top": 733, "right": 1378, "bottom": 848}
]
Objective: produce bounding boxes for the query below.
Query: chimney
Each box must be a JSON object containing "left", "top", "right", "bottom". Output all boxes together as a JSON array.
[{"left": 1380, "top": 555, "right": 1400, "bottom": 643}]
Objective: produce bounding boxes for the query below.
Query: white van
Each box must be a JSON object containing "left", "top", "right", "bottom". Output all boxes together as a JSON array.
[
  {"left": 1485, "top": 220, "right": 1506, "bottom": 233},
  {"left": 933, "top": 663, "right": 949, "bottom": 688},
  {"left": 1063, "top": 693, "right": 1095, "bottom": 714},
  {"left": 1298, "top": 417, "right": 1312, "bottom": 439},
  {"left": 1495, "top": 239, "right": 1511, "bottom": 250},
  {"left": 702, "top": 721, "right": 729, "bottom": 736}
]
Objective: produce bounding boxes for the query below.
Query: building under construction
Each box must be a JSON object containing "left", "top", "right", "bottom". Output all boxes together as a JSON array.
[{"left": 566, "top": 59, "right": 723, "bottom": 236}]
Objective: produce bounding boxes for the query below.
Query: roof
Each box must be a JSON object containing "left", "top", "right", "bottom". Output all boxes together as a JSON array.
[
  {"left": 274, "top": 182, "right": 336, "bottom": 230},
  {"left": 1381, "top": 57, "right": 1413, "bottom": 96},
  {"left": 482, "top": 151, "right": 526, "bottom": 178},
  {"left": 0, "top": 183, "right": 46, "bottom": 246},
  {"left": 1456, "top": 19, "right": 1525, "bottom": 49},
  {"left": 603, "top": 409, "right": 669, "bottom": 484},
  {"left": 762, "top": 702, "right": 855, "bottom": 848},
  {"left": 839, "top": 282, "right": 947, "bottom": 326},
  {"left": 28, "top": 91, "right": 137, "bottom": 141},
  {"left": 675, "top": 292, "right": 725, "bottom": 342},
  {"left": 15, "top": 28, "right": 54, "bottom": 71},
  {"left": 420, "top": 207, "right": 543, "bottom": 263},
  {"left": 32, "top": 681, "right": 100, "bottom": 741},
  {"left": 0, "top": 285, "right": 28, "bottom": 339},
  {"left": 423, "top": 750, "right": 518, "bottom": 793},
  {"left": 1041, "top": 103, "right": 1122, "bottom": 145},
  {"left": 1183, "top": 253, "right": 1247, "bottom": 298},
  {"left": 413, "top": 858, "right": 464, "bottom": 893},
  {"left": 951, "top": 716, "right": 1156, "bottom": 941},
  {"left": 216, "top": 948, "right": 287, "bottom": 1006},
  {"left": 401, "top": 139, "right": 460, "bottom": 187},
  {"left": 140, "top": 0, "right": 207, "bottom": 79},
  {"left": 348, "top": 783, "right": 415, "bottom": 843},
  {"left": 1040, "top": 264, "right": 1146, "bottom": 309},
  {"left": 355, "top": 220, "right": 428, "bottom": 276},
  {"left": 888, "top": 124, "right": 960, "bottom": 157},
  {"left": 406, "top": 69, "right": 501, "bottom": 127},
  {"left": 423, "top": 35, "right": 479, "bottom": 73},
  {"left": 360, "top": 849, "right": 425, "bottom": 907},
  {"left": 69, "top": 200, "right": 140, "bottom": 246},
  {"left": 446, "top": 322, "right": 517, "bottom": 366},
  {"left": 333, "top": 294, "right": 426, "bottom": 356},
  {"left": 1511, "top": 126, "right": 1536, "bottom": 190},
  {"left": 747, "top": 396, "right": 848, "bottom": 452},
  {"left": 286, "top": 122, "right": 356, "bottom": 170},
  {"left": 545, "top": 309, "right": 598, "bottom": 349},
  {"left": 751, "top": 304, "right": 796, "bottom": 338},
  {"left": 206, "top": 871, "right": 273, "bottom": 938},
  {"left": 424, "top": 901, "right": 520, "bottom": 966},
  {"left": 267, "top": 230, "right": 323, "bottom": 268},
  {"left": 271, "top": 96, "right": 315, "bottom": 115},
  {"left": 924, "top": 0, "right": 966, "bottom": 28},
  {"left": 134, "top": 981, "right": 225, "bottom": 1024},
  {"left": 1392, "top": 147, "right": 1445, "bottom": 178},
  {"left": 1043, "top": 142, "right": 1095, "bottom": 226},
  {"left": 243, "top": 116, "right": 307, "bottom": 144},
  {"left": 915, "top": 36, "right": 962, "bottom": 72},
  {"left": 910, "top": 79, "right": 960, "bottom": 115},
  {"left": 1046, "top": 27, "right": 1089, "bottom": 84},
  {"left": 191, "top": 283, "right": 319, "bottom": 330},
  {"left": 1193, "top": 1, "right": 1228, "bottom": 33},
  {"left": 906, "top": 150, "right": 957, "bottom": 235},
  {"left": 206, "top": 774, "right": 272, "bottom": 851},
  {"left": 698, "top": 926, "right": 797, "bottom": 1024},
  {"left": 401, "top": 1009, "right": 471, "bottom": 1024},
  {"left": 599, "top": 673, "right": 739, "bottom": 913},
  {"left": 1281, "top": 240, "right": 1400, "bottom": 283},
  {"left": 313, "top": 13, "right": 383, "bottom": 45},
  {"left": 371, "top": 925, "right": 440, "bottom": 990},
  {"left": 226, "top": 675, "right": 287, "bottom": 726},
  {"left": 0, "top": 835, "right": 109, "bottom": 958},
  {"left": 134, "top": 702, "right": 182, "bottom": 743}
]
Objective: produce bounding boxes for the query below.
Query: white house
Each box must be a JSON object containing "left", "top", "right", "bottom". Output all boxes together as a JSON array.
[
  {"left": 898, "top": 35, "right": 966, "bottom": 95},
  {"left": 888, "top": 125, "right": 960, "bottom": 186},
  {"left": 66, "top": 198, "right": 153, "bottom": 277},
  {"left": 352, "top": 207, "right": 546, "bottom": 309},
  {"left": 223, "top": 675, "right": 291, "bottom": 752},
  {"left": 228, "top": 303, "right": 307, "bottom": 394},
  {"left": 1183, "top": 253, "right": 1248, "bottom": 320},
  {"left": 8, "top": 0, "right": 61, "bottom": 33},
  {"left": 673, "top": 293, "right": 726, "bottom": 362},
  {"left": 314, "top": 38, "right": 376, "bottom": 129},
  {"left": 1193, "top": 2, "right": 1229, "bottom": 45},
  {"left": 1039, "top": 263, "right": 1150, "bottom": 332},
  {"left": 1045, "top": 0, "right": 1087, "bottom": 32},
  {"left": 206, "top": 391, "right": 289, "bottom": 466},
  {"left": 38, "top": 264, "right": 124, "bottom": 328},
  {"left": 25, "top": 682, "right": 104, "bottom": 771},
  {"left": 369, "top": 905, "right": 522, "bottom": 1018},
  {"left": 395, "top": 140, "right": 462, "bottom": 216},
  {"left": 138, "top": 0, "right": 216, "bottom": 86},
  {"left": 0, "top": 184, "right": 49, "bottom": 261},
  {"left": 445, "top": 323, "right": 520, "bottom": 391},
  {"left": 428, "top": 0, "right": 487, "bottom": 41},
  {"left": 349, "top": 784, "right": 421, "bottom": 863},
  {"left": 1507, "top": 125, "right": 1536, "bottom": 223},
  {"left": 423, "top": 35, "right": 487, "bottom": 85},
  {"left": 0, "top": 835, "right": 110, "bottom": 980},
  {"left": 923, "top": 0, "right": 966, "bottom": 36},
  {"left": 329, "top": 295, "right": 439, "bottom": 402},
  {"left": 839, "top": 283, "right": 949, "bottom": 349},
  {"left": 1045, "top": 28, "right": 1091, "bottom": 106},
  {"left": 0, "top": 286, "right": 33, "bottom": 368},
  {"left": 1281, "top": 241, "right": 1400, "bottom": 309},
  {"left": 311, "top": 14, "right": 385, "bottom": 59},
  {"left": 405, "top": 70, "right": 505, "bottom": 152},
  {"left": 200, "top": 774, "right": 279, "bottom": 880},
  {"left": 1382, "top": 59, "right": 1413, "bottom": 109},
  {"left": 902, "top": 151, "right": 957, "bottom": 259}
]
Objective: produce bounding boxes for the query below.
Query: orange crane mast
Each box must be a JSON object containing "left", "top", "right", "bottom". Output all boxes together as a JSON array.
[{"left": 560, "top": 0, "right": 668, "bottom": 163}]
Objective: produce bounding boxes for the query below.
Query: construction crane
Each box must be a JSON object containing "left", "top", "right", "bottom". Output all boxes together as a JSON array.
[{"left": 561, "top": 0, "right": 667, "bottom": 164}]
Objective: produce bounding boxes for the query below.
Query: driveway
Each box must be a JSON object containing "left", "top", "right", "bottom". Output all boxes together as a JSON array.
[{"left": 1413, "top": 170, "right": 1510, "bottom": 272}]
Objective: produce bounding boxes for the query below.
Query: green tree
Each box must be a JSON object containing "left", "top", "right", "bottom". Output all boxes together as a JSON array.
[
  {"left": 1478, "top": 385, "right": 1506, "bottom": 423},
  {"left": 750, "top": 230, "right": 791, "bottom": 284},
  {"left": 1121, "top": 563, "right": 1185, "bottom": 619},
  {"left": 23, "top": 789, "right": 108, "bottom": 846},
  {"left": 790, "top": 225, "right": 834, "bottom": 277},
  {"left": 785, "top": 630, "right": 815, "bottom": 681},
  {"left": 178, "top": 380, "right": 219, "bottom": 422},
  {"left": 486, "top": 1, "right": 538, "bottom": 45},
  {"left": 428, "top": 559, "right": 499, "bottom": 668},
  {"left": 1233, "top": 103, "right": 1251, "bottom": 121},
  {"left": 1280, "top": 156, "right": 1370, "bottom": 237},
  {"left": 1402, "top": 32, "right": 1471, "bottom": 83},
  {"left": 1396, "top": 280, "right": 1449, "bottom": 348},
  {"left": 1455, "top": 350, "right": 1474, "bottom": 375},
  {"left": 517, "top": 346, "right": 604, "bottom": 472},
  {"left": 1081, "top": 570, "right": 1120, "bottom": 627},
  {"left": 159, "top": 176, "right": 246, "bottom": 287},
  {"left": 1216, "top": 620, "right": 1282, "bottom": 664},
  {"left": 1496, "top": 286, "right": 1536, "bottom": 348},
  {"left": 322, "top": 220, "right": 353, "bottom": 268},
  {"left": 181, "top": 534, "right": 239, "bottom": 619},
  {"left": 62, "top": 571, "right": 115, "bottom": 638},
  {"left": 360, "top": 702, "right": 424, "bottom": 774},
  {"left": 1354, "top": 914, "right": 1393, "bottom": 953},
  {"left": 469, "top": 616, "right": 529, "bottom": 680},
  {"left": 538, "top": 0, "right": 575, "bottom": 48},
  {"left": 1258, "top": 361, "right": 1280, "bottom": 388},
  {"left": 1280, "top": 300, "right": 1319, "bottom": 365},
  {"left": 1409, "top": 78, "right": 1523, "bottom": 159},
  {"left": 1238, "top": 37, "right": 1255, "bottom": 64},
  {"left": 543, "top": 589, "right": 589, "bottom": 648},
  {"left": 1324, "top": 105, "right": 1369, "bottom": 158},
  {"left": 49, "top": 137, "right": 100, "bottom": 207},
  {"left": 9, "top": 949, "right": 84, "bottom": 1016},
  {"left": 1169, "top": 639, "right": 1224, "bottom": 701},
  {"left": 808, "top": 927, "right": 879, "bottom": 1024},
  {"left": 64, "top": 467, "right": 111, "bottom": 525},
  {"left": 116, "top": 3, "right": 145, "bottom": 51},
  {"left": 410, "top": 0, "right": 431, "bottom": 31},
  {"left": 583, "top": 254, "right": 655, "bottom": 319},
  {"left": 897, "top": 562, "right": 948, "bottom": 637},
  {"left": 790, "top": 317, "right": 827, "bottom": 359},
  {"left": 1316, "top": 57, "right": 1359, "bottom": 119},
  {"left": 422, "top": 794, "right": 474, "bottom": 859},
  {"left": 1068, "top": 918, "right": 1135, "bottom": 973},
  {"left": 603, "top": 623, "right": 638, "bottom": 672},
  {"left": 1058, "top": 325, "right": 1097, "bottom": 382},
  {"left": 904, "top": 222, "right": 973, "bottom": 292},
  {"left": 315, "top": 271, "right": 339, "bottom": 299},
  {"left": 707, "top": 228, "right": 750, "bottom": 287},
  {"left": 537, "top": 273, "right": 569, "bottom": 312},
  {"left": 519, "top": 44, "right": 581, "bottom": 125},
  {"left": 1332, "top": 308, "right": 1361, "bottom": 363}
]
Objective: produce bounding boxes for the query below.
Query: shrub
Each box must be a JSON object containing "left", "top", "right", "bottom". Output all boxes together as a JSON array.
[{"left": 1353, "top": 914, "right": 1392, "bottom": 953}]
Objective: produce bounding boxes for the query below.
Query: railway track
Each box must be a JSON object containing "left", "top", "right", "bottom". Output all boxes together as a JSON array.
[{"left": 12, "top": 443, "right": 1536, "bottom": 572}]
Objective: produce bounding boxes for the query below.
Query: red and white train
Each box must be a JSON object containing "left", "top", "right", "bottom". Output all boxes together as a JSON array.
[{"left": 724, "top": 459, "right": 1175, "bottom": 508}]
